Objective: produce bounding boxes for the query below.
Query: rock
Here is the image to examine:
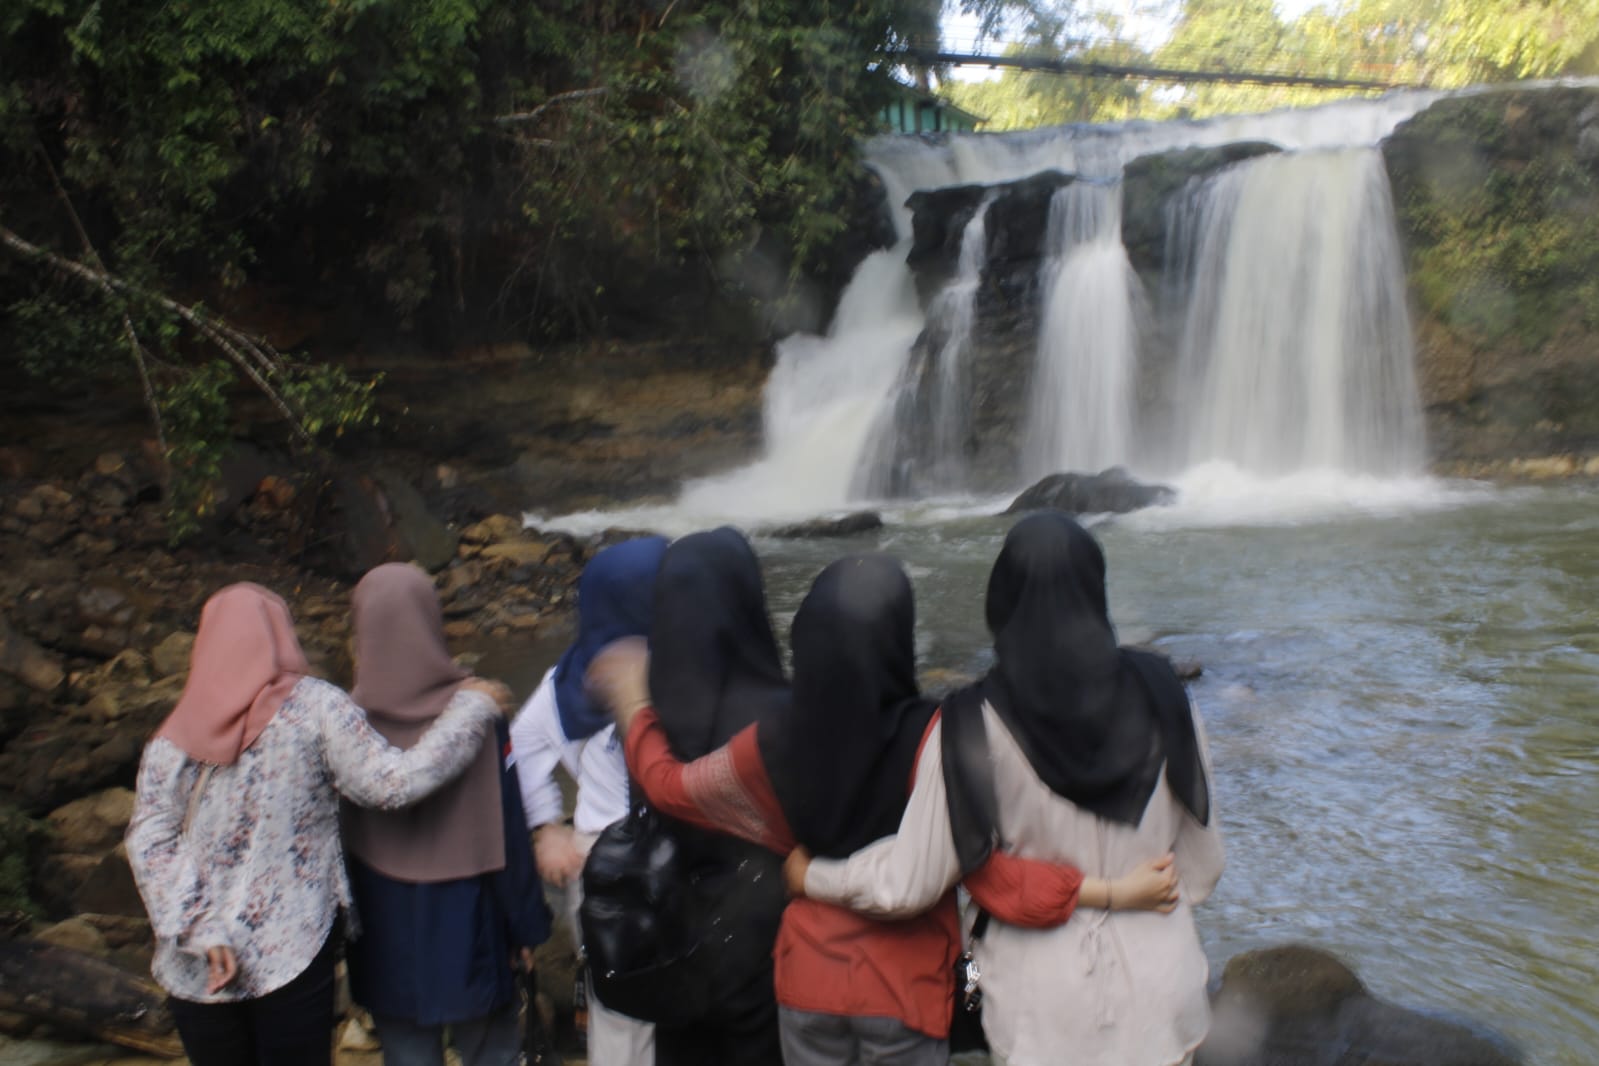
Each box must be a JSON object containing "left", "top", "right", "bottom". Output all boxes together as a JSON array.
[
  {"left": 46, "top": 789, "right": 136, "bottom": 855},
  {"left": 461, "top": 514, "right": 524, "bottom": 546},
  {"left": 1196, "top": 945, "right": 1521, "bottom": 1066},
  {"left": 1123, "top": 645, "right": 1203, "bottom": 682},
  {"left": 373, "top": 469, "right": 459, "bottom": 573},
  {"left": 35, "top": 918, "right": 111, "bottom": 959},
  {"left": 75, "top": 586, "right": 135, "bottom": 630},
  {"left": 0, "top": 613, "right": 65, "bottom": 693},
  {"left": 327, "top": 473, "right": 404, "bottom": 578},
  {"left": 438, "top": 561, "right": 484, "bottom": 603},
  {"left": 72, "top": 846, "right": 143, "bottom": 918},
  {"left": 480, "top": 539, "right": 551, "bottom": 567},
  {"left": 1004, "top": 468, "right": 1175, "bottom": 515},
  {"left": 149, "top": 631, "right": 195, "bottom": 678},
  {"left": 13, "top": 493, "right": 45, "bottom": 522},
  {"left": 767, "top": 511, "right": 885, "bottom": 539},
  {"left": 0, "top": 446, "right": 37, "bottom": 480}
]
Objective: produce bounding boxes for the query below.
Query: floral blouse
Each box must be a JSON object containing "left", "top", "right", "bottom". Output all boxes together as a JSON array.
[{"left": 126, "top": 676, "right": 498, "bottom": 1002}]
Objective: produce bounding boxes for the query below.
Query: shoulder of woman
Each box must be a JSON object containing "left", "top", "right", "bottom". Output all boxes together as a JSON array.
[{"left": 291, "top": 675, "right": 354, "bottom": 713}]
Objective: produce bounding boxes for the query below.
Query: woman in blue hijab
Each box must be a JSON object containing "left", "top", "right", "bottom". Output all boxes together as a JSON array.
[{"left": 509, "top": 534, "right": 669, "bottom": 1066}]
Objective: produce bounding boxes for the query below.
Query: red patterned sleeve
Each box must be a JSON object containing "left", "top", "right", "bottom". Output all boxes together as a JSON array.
[
  {"left": 963, "top": 850, "right": 1083, "bottom": 928},
  {"left": 623, "top": 708, "right": 796, "bottom": 854}
]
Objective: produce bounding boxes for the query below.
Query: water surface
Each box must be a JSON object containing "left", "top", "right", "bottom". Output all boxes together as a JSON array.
[{"left": 747, "top": 481, "right": 1598, "bottom": 1065}]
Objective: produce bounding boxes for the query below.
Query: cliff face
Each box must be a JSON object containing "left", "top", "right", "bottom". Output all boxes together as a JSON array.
[{"left": 1383, "top": 87, "right": 1599, "bottom": 468}]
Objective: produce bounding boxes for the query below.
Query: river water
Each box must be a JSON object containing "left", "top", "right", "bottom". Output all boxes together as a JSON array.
[{"left": 537, "top": 474, "right": 1599, "bottom": 1064}]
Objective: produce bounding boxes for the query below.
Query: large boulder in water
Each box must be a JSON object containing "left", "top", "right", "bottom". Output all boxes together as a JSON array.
[
  {"left": 766, "top": 511, "right": 884, "bottom": 539},
  {"left": 1004, "top": 468, "right": 1174, "bottom": 515},
  {"left": 1197, "top": 945, "right": 1521, "bottom": 1066}
]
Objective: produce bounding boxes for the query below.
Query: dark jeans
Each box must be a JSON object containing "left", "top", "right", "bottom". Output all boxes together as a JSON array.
[
  {"left": 167, "top": 929, "right": 339, "bottom": 1066},
  {"left": 653, "top": 970, "right": 781, "bottom": 1066}
]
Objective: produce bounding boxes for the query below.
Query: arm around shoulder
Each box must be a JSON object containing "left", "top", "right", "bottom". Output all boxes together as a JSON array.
[
  {"left": 803, "top": 721, "right": 960, "bottom": 919},
  {"left": 321, "top": 680, "right": 499, "bottom": 810}
]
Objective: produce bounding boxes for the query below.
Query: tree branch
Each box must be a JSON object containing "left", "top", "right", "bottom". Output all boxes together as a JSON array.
[
  {"left": 35, "top": 145, "right": 170, "bottom": 457},
  {"left": 494, "top": 87, "right": 608, "bottom": 125},
  {"left": 0, "top": 224, "right": 313, "bottom": 444}
]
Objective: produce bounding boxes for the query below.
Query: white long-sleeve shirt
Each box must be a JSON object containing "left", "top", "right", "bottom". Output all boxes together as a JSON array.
[
  {"left": 509, "top": 669, "right": 630, "bottom": 836},
  {"left": 806, "top": 699, "right": 1224, "bottom": 1066}
]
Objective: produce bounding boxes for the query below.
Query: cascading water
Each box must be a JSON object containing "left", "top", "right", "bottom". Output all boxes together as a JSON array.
[
  {"left": 854, "top": 197, "right": 993, "bottom": 497},
  {"left": 1023, "top": 181, "right": 1146, "bottom": 479},
  {"left": 1172, "top": 148, "right": 1424, "bottom": 475},
  {"left": 539, "top": 90, "right": 1458, "bottom": 531},
  {"left": 673, "top": 245, "right": 922, "bottom": 518}
]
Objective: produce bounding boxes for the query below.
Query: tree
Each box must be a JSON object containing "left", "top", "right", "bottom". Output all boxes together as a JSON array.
[{"left": 4, "top": 0, "right": 1047, "bottom": 533}]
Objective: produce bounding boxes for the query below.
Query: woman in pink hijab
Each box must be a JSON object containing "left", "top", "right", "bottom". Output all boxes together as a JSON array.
[
  {"left": 126, "top": 582, "right": 508, "bottom": 1066},
  {"left": 341, "top": 563, "right": 550, "bottom": 1066}
]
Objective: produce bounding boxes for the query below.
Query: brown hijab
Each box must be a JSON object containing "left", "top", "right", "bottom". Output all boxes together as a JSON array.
[
  {"left": 340, "top": 563, "right": 505, "bottom": 882},
  {"left": 156, "top": 583, "right": 310, "bottom": 765}
]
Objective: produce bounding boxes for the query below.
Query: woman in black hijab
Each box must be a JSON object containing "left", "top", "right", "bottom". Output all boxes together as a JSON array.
[
  {"left": 634, "top": 527, "right": 790, "bottom": 1066},
  {"left": 795, "top": 512, "right": 1224, "bottom": 1065},
  {"left": 758, "top": 553, "right": 937, "bottom": 860},
  {"left": 958, "top": 509, "right": 1209, "bottom": 846}
]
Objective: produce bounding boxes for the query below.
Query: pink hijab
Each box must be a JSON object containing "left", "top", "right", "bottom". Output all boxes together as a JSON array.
[
  {"left": 340, "top": 563, "right": 505, "bottom": 882},
  {"left": 156, "top": 583, "right": 310, "bottom": 765}
]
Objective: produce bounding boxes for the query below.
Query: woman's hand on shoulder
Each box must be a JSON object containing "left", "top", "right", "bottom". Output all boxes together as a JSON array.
[
  {"left": 1112, "top": 852, "right": 1179, "bottom": 913},
  {"left": 461, "top": 678, "right": 515, "bottom": 715},
  {"left": 584, "top": 637, "right": 651, "bottom": 730}
]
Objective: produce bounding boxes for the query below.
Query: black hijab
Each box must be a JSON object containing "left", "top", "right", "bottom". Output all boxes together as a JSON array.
[
  {"left": 648, "top": 527, "right": 790, "bottom": 761},
  {"left": 947, "top": 512, "right": 1208, "bottom": 870},
  {"left": 759, "top": 555, "right": 939, "bottom": 859}
]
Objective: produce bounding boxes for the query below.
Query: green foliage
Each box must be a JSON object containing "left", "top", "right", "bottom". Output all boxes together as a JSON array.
[
  {"left": 8, "top": 0, "right": 1043, "bottom": 533},
  {"left": 0, "top": 803, "right": 46, "bottom": 918},
  {"left": 1390, "top": 90, "right": 1599, "bottom": 353}
]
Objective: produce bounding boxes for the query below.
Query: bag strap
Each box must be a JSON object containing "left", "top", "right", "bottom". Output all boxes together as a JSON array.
[
  {"left": 182, "top": 764, "right": 215, "bottom": 838},
  {"left": 941, "top": 684, "right": 1002, "bottom": 876}
]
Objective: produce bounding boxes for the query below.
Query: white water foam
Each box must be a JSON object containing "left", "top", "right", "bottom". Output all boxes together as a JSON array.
[
  {"left": 1025, "top": 181, "right": 1147, "bottom": 479},
  {"left": 1119, "top": 462, "right": 1495, "bottom": 531}
]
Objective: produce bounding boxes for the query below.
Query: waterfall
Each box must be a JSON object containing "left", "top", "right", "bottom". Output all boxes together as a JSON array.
[
  {"left": 854, "top": 197, "right": 994, "bottom": 496},
  {"left": 1024, "top": 182, "right": 1146, "bottom": 479},
  {"left": 927, "top": 197, "right": 990, "bottom": 487},
  {"left": 674, "top": 246, "right": 922, "bottom": 518},
  {"left": 605, "top": 92, "right": 1451, "bottom": 527},
  {"left": 1172, "top": 149, "right": 1424, "bottom": 475}
]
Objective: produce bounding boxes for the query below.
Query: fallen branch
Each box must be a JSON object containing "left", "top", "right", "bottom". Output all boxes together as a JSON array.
[
  {"left": 0, "top": 937, "right": 183, "bottom": 1058},
  {"left": 0, "top": 224, "right": 313, "bottom": 444}
]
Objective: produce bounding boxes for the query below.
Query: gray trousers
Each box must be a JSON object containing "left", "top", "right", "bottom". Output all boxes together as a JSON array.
[
  {"left": 778, "top": 1007, "right": 948, "bottom": 1066},
  {"left": 372, "top": 1001, "right": 520, "bottom": 1066}
]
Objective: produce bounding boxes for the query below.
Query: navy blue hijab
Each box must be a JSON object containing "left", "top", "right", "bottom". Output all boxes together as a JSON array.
[{"left": 552, "top": 535, "right": 671, "bottom": 740}]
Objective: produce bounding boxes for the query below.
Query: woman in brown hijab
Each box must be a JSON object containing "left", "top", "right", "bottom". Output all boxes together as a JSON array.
[{"left": 342, "top": 563, "right": 551, "bottom": 1066}]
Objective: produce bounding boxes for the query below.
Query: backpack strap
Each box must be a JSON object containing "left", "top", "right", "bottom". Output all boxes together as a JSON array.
[{"left": 941, "top": 684, "right": 1001, "bottom": 877}]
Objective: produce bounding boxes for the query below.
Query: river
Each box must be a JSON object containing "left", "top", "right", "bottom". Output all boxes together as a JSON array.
[{"left": 535, "top": 473, "right": 1599, "bottom": 1064}]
